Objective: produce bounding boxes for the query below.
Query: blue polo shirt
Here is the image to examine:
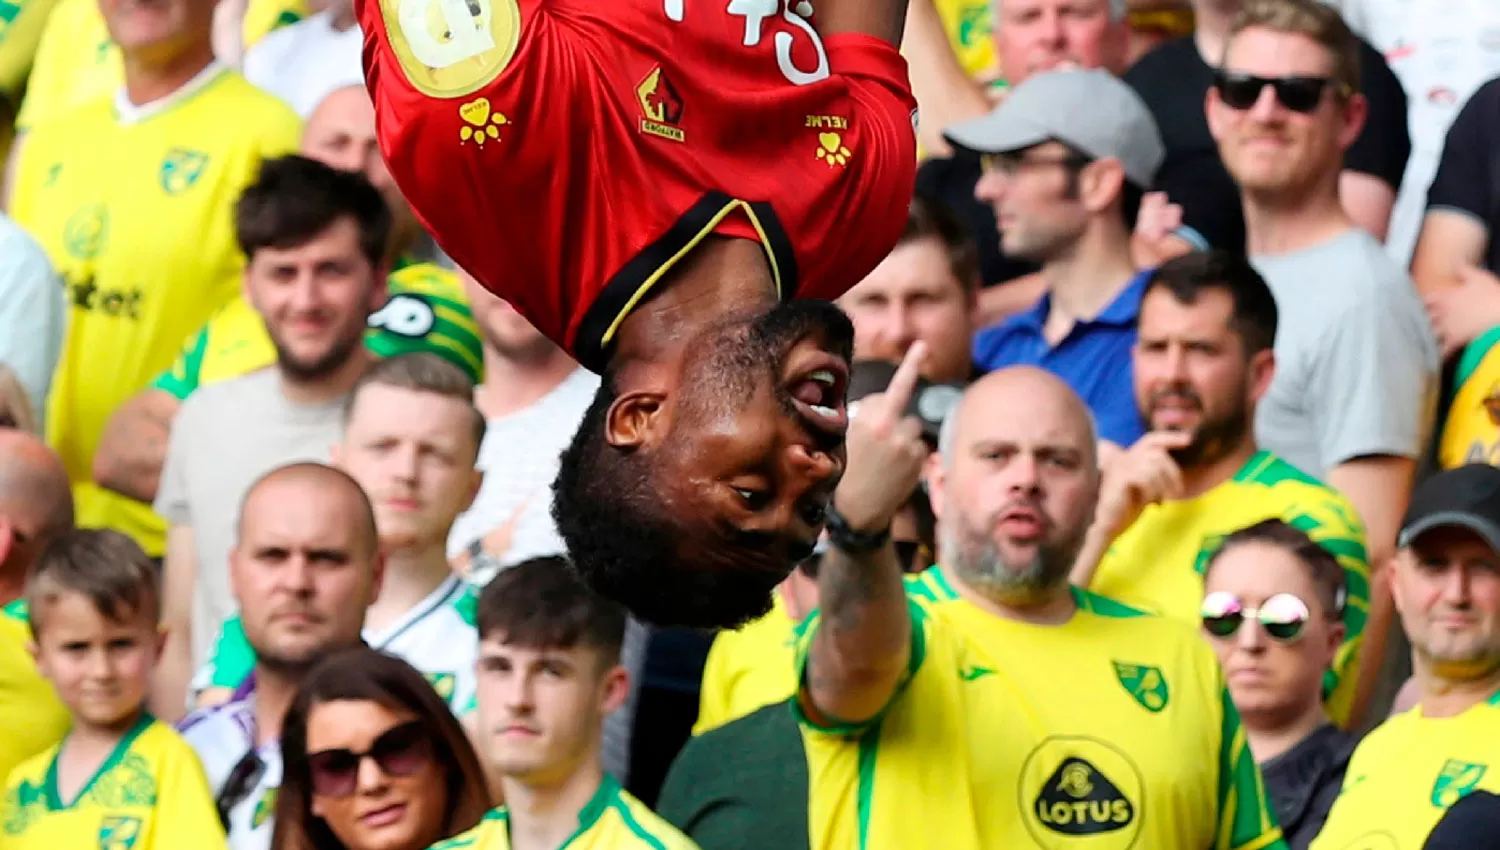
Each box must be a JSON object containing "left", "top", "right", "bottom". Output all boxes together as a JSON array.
[{"left": 971, "top": 271, "right": 1149, "bottom": 446}]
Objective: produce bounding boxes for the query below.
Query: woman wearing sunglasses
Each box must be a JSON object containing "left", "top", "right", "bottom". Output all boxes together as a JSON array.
[
  {"left": 271, "top": 648, "right": 492, "bottom": 850},
  {"left": 1200, "top": 518, "right": 1358, "bottom": 850}
]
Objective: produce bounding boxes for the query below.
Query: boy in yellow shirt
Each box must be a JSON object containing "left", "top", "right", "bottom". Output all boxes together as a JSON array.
[{"left": 0, "top": 529, "right": 224, "bottom": 849}]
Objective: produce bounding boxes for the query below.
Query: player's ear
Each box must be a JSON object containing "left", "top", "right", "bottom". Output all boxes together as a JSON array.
[{"left": 605, "top": 391, "right": 668, "bottom": 450}]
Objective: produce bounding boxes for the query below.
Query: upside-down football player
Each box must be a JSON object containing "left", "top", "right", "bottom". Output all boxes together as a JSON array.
[{"left": 357, "top": 0, "right": 918, "bottom": 628}]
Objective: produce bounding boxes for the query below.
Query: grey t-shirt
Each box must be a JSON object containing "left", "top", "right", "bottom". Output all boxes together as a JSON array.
[
  {"left": 1252, "top": 229, "right": 1438, "bottom": 476},
  {"left": 155, "top": 368, "right": 346, "bottom": 669}
]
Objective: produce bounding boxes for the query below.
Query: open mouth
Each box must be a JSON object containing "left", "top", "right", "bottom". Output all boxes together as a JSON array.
[{"left": 785, "top": 353, "right": 850, "bottom": 440}]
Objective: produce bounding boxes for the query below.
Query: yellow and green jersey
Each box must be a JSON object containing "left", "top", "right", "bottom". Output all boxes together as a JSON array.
[
  {"left": 1312, "top": 691, "right": 1500, "bottom": 850},
  {"left": 1, "top": 713, "right": 226, "bottom": 850},
  {"left": 1440, "top": 327, "right": 1500, "bottom": 469},
  {"left": 0, "top": 600, "right": 68, "bottom": 789},
  {"left": 933, "top": 0, "right": 996, "bottom": 82},
  {"left": 0, "top": 0, "right": 61, "bottom": 108},
  {"left": 152, "top": 261, "right": 485, "bottom": 401},
  {"left": 694, "top": 591, "right": 800, "bottom": 736},
  {"left": 15, "top": 0, "right": 305, "bottom": 132},
  {"left": 1089, "top": 451, "right": 1370, "bottom": 726},
  {"left": 12, "top": 65, "right": 300, "bottom": 556},
  {"left": 432, "top": 775, "right": 698, "bottom": 850}
]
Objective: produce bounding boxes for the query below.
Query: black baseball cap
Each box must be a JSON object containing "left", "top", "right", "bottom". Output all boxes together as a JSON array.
[
  {"left": 845, "top": 359, "right": 966, "bottom": 444},
  {"left": 1425, "top": 791, "right": 1500, "bottom": 849},
  {"left": 1398, "top": 464, "right": 1500, "bottom": 553}
]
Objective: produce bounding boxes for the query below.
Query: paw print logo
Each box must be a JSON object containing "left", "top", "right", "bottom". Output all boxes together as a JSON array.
[
  {"left": 459, "top": 97, "right": 508, "bottom": 147},
  {"left": 815, "top": 132, "right": 851, "bottom": 168}
]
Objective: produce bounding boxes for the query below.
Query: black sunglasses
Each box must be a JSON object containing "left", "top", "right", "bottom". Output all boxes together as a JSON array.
[
  {"left": 1213, "top": 71, "right": 1346, "bottom": 114},
  {"left": 306, "top": 720, "right": 431, "bottom": 798}
]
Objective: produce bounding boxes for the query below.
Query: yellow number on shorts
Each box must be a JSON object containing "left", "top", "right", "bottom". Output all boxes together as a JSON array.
[{"left": 380, "top": 0, "right": 521, "bottom": 98}]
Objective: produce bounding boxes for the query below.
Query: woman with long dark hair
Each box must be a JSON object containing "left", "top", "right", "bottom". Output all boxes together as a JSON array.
[{"left": 272, "top": 648, "right": 492, "bottom": 850}]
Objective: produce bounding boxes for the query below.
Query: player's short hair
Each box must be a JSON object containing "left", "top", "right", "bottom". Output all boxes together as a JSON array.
[
  {"left": 26, "top": 529, "right": 160, "bottom": 637},
  {"left": 345, "top": 352, "right": 486, "bottom": 452},
  {"left": 900, "top": 194, "right": 981, "bottom": 296},
  {"left": 236, "top": 154, "right": 392, "bottom": 269},
  {"left": 1203, "top": 518, "right": 1347, "bottom": 618},
  {"left": 475, "top": 556, "right": 627, "bottom": 667},
  {"left": 1228, "top": 0, "right": 1361, "bottom": 95},
  {"left": 1144, "top": 249, "right": 1279, "bottom": 354}
]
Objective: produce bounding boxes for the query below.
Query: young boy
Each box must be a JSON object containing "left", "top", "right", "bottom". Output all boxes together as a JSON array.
[
  {"left": 0, "top": 529, "right": 226, "bottom": 849},
  {"left": 441, "top": 557, "right": 697, "bottom": 850}
]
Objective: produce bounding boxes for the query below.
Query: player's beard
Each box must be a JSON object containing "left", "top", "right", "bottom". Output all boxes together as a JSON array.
[
  {"left": 1145, "top": 380, "right": 1251, "bottom": 469},
  {"left": 942, "top": 503, "right": 1085, "bottom": 606}
]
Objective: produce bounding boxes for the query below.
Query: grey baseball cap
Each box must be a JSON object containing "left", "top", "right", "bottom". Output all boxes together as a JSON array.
[{"left": 943, "top": 68, "right": 1166, "bottom": 189}]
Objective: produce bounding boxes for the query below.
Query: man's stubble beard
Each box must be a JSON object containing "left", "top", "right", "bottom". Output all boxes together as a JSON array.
[{"left": 942, "top": 507, "right": 1088, "bottom": 606}]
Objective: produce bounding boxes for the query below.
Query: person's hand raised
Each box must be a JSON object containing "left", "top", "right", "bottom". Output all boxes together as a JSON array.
[
  {"left": 833, "top": 343, "right": 932, "bottom": 533},
  {"left": 1094, "top": 430, "right": 1192, "bottom": 538}
]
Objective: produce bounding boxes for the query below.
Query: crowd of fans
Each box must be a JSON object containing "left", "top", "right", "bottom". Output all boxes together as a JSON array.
[{"left": 1, "top": 0, "right": 1500, "bottom": 846}]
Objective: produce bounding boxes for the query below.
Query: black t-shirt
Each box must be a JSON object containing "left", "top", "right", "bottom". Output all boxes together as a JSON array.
[
  {"left": 1123, "top": 35, "right": 1411, "bottom": 253},
  {"left": 1261, "top": 723, "right": 1358, "bottom": 850},
  {"left": 915, "top": 151, "right": 1040, "bottom": 287},
  {"left": 1425, "top": 77, "right": 1500, "bottom": 272}
]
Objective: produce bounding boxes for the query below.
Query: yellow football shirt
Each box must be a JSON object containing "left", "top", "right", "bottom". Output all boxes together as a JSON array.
[
  {"left": 12, "top": 65, "right": 300, "bottom": 556},
  {"left": 150, "top": 261, "right": 485, "bottom": 401},
  {"left": 933, "top": 0, "right": 997, "bottom": 82},
  {"left": 0, "top": 0, "right": 61, "bottom": 105},
  {"left": 0, "top": 600, "right": 68, "bottom": 788},
  {"left": 15, "top": 0, "right": 305, "bottom": 131},
  {"left": 1089, "top": 450, "right": 1370, "bottom": 726},
  {"left": 431, "top": 776, "right": 699, "bottom": 850},
  {"left": 0, "top": 713, "right": 226, "bottom": 849},
  {"left": 1311, "top": 691, "right": 1500, "bottom": 850},
  {"left": 792, "top": 570, "right": 1286, "bottom": 850},
  {"left": 694, "top": 591, "right": 799, "bottom": 736},
  {"left": 1440, "top": 329, "right": 1500, "bottom": 469}
]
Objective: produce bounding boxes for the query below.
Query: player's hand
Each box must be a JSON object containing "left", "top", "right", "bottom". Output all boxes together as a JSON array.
[
  {"left": 1094, "top": 431, "right": 1192, "bottom": 538},
  {"left": 1424, "top": 264, "right": 1500, "bottom": 358},
  {"left": 833, "top": 343, "right": 931, "bottom": 533}
]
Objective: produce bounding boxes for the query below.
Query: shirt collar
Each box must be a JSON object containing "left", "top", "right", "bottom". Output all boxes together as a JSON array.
[
  {"left": 1016, "top": 269, "right": 1151, "bottom": 332},
  {"left": 114, "top": 60, "right": 228, "bottom": 126}
]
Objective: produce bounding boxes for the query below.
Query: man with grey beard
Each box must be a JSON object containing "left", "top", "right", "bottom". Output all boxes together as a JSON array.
[{"left": 795, "top": 353, "right": 1284, "bottom": 848}]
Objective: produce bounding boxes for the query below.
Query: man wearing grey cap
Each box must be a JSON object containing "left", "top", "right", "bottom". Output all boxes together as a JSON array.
[
  {"left": 949, "top": 67, "right": 1164, "bottom": 453},
  {"left": 1312, "top": 464, "right": 1500, "bottom": 849}
]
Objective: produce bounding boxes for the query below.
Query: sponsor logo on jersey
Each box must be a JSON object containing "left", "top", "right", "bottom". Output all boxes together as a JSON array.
[
  {"left": 457, "top": 97, "right": 508, "bottom": 147},
  {"left": 1112, "top": 661, "right": 1169, "bottom": 712},
  {"left": 99, "top": 815, "right": 142, "bottom": 850},
  {"left": 160, "top": 149, "right": 209, "bottom": 195},
  {"left": 1022, "top": 737, "right": 1144, "bottom": 849},
  {"left": 63, "top": 203, "right": 108, "bottom": 260},
  {"left": 814, "top": 133, "right": 850, "bottom": 168},
  {"left": 637, "top": 65, "right": 685, "bottom": 143},
  {"left": 66, "top": 275, "right": 144, "bottom": 319},
  {"left": 1432, "top": 759, "right": 1487, "bottom": 807},
  {"left": 381, "top": 0, "right": 521, "bottom": 98}
]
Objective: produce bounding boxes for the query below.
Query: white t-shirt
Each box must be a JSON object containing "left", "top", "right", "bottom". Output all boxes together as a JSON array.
[
  {"left": 241, "top": 10, "right": 364, "bottom": 117},
  {"left": 1331, "top": 0, "right": 1500, "bottom": 264},
  {"left": 180, "top": 695, "right": 280, "bottom": 850}
]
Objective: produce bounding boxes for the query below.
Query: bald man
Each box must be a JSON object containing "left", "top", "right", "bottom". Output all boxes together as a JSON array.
[
  {"left": 177, "top": 462, "right": 381, "bottom": 850},
  {"left": 0, "top": 430, "right": 72, "bottom": 786},
  {"left": 791, "top": 356, "right": 1287, "bottom": 849}
]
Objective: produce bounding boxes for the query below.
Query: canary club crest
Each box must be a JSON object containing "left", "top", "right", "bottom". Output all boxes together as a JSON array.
[
  {"left": 99, "top": 815, "right": 142, "bottom": 850},
  {"left": 1112, "top": 661, "right": 1169, "bottom": 712}
]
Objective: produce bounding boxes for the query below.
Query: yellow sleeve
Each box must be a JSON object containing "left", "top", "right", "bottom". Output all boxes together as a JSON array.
[
  {"left": 1287, "top": 497, "right": 1370, "bottom": 727},
  {"left": 0, "top": 0, "right": 63, "bottom": 102},
  {"left": 692, "top": 634, "right": 735, "bottom": 736},
  {"left": 255, "top": 97, "right": 302, "bottom": 160},
  {"left": 146, "top": 738, "right": 227, "bottom": 850}
]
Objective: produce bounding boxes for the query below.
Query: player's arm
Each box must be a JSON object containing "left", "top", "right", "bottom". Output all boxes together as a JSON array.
[
  {"left": 1214, "top": 688, "right": 1290, "bottom": 850},
  {"left": 801, "top": 345, "right": 928, "bottom": 727},
  {"left": 816, "top": 0, "right": 910, "bottom": 46}
]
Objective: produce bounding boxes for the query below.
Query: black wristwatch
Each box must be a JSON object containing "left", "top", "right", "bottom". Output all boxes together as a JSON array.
[{"left": 825, "top": 505, "right": 891, "bottom": 554}]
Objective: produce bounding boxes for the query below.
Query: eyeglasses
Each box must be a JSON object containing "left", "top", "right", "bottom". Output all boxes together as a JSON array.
[
  {"left": 979, "top": 151, "right": 1092, "bottom": 177},
  {"left": 306, "top": 720, "right": 431, "bottom": 798},
  {"left": 1212, "top": 71, "right": 1348, "bottom": 114},
  {"left": 1200, "top": 591, "right": 1311, "bottom": 641}
]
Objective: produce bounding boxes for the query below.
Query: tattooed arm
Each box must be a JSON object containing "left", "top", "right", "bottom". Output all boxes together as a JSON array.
[
  {"left": 802, "top": 344, "right": 928, "bottom": 727},
  {"left": 93, "top": 388, "right": 179, "bottom": 503}
]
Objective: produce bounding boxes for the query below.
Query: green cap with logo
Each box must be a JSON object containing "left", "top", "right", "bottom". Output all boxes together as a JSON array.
[{"left": 366, "top": 263, "right": 485, "bottom": 384}]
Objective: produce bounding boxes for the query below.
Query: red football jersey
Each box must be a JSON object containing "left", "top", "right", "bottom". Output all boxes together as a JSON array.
[{"left": 358, "top": 0, "right": 917, "bottom": 371}]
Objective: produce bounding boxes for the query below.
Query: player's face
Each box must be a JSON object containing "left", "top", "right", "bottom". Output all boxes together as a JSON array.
[
  {"left": 973, "top": 142, "right": 1091, "bottom": 263},
  {"left": 459, "top": 269, "right": 558, "bottom": 361},
  {"left": 248, "top": 217, "right": 388, "bottom": 382},
  {"left": 305, "top": 699, "right": 448, "bottom": 850},
  {"left": 474, "top": 638, "right": 626, "bottom": 785},
  {"left": 337, "top": 385, "right": 482, "bottom": 551},
  {"left": 303, "top": 87, "right": 418, "bottom": 255},
  {"left": 32, "top": 593, "right": 162, "bottom": 731},
  {"left": 1203, "top": 543, "right": 1342, "bottom": 727},
  {"left": 231, "top": 481, "right": 382, "bottom": 674},
  {"left": 839, "top": 238, "right": 975, "bottom": 384},
  {"left": 992, "top": 0, "right": 1127, "bottom": 85},
  {"left": 1208, "top": 27, "right": 1365, "bottom": 198},
  {"left": 1394, "top": 528, "right": 1500, "bottom": 678},
  {"left": 98, "top": 0, "right": 214, "bottom": 57},
  {"left": 930, "top": 377, "right": 1098, "bottom": 601},
  {"left": 1133, "top": 287, "right": 1268, "bottom": 468}
]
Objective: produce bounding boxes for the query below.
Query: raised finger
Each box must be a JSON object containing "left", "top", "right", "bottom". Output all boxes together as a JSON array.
[{"left": 877, "top": 341, "right": 928, "bottom": 419}]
